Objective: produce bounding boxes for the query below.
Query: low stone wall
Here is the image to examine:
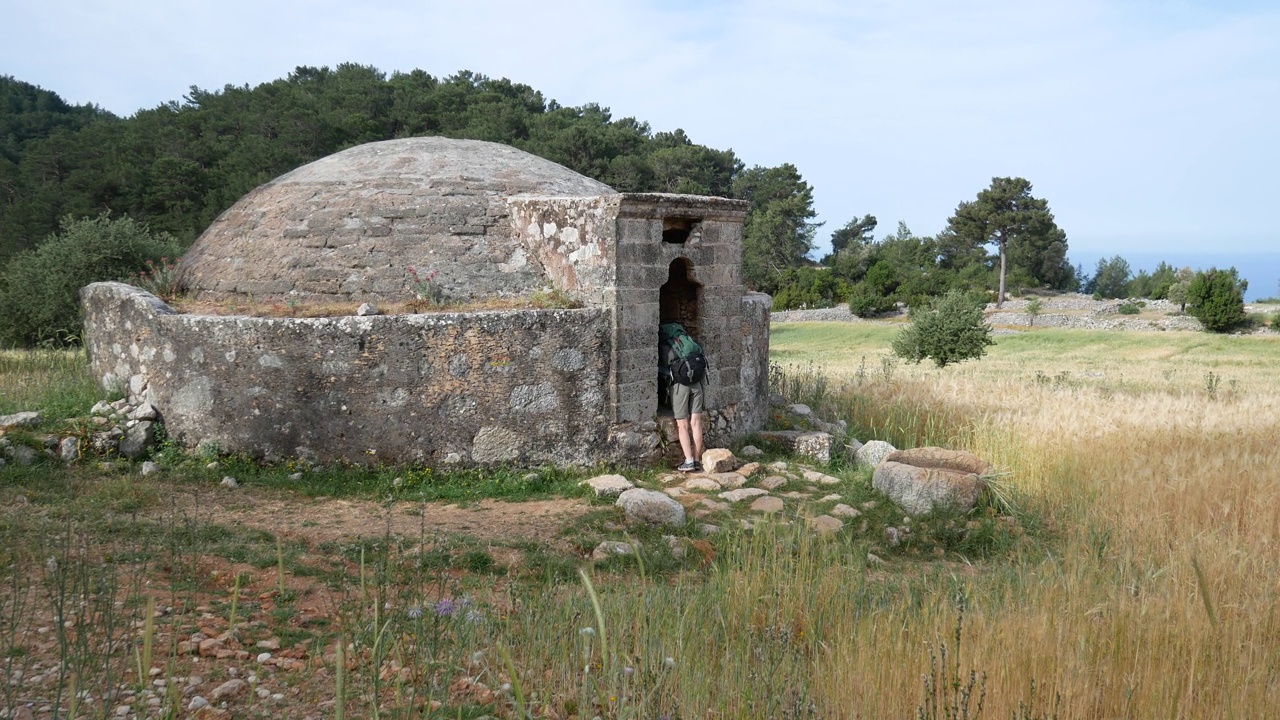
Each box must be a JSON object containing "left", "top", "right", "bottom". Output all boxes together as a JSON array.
[{"left": 81, "top": 282, "right": 623, "bottom": 467}]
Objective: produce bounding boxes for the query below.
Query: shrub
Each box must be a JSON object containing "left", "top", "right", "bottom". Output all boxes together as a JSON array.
[
  {"left": 847, "top": 284, "right": 895, "bottom": 318},
  {"left": 891, "top": 289, "right": 994, "bottom": 368},
  {"left": 0, "top": 213, "right": 180, "bottom": 346},
  {"left": 1186, "top": 268, "right": 1247, "bottom": 332},
  {"left": 1117, "top": 302, "right": 1141, "bottom": 315}
]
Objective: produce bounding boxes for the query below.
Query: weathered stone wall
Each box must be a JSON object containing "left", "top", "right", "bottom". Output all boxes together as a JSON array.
[
  {"left": 507, "top": 196, "right": 621, "bottom": 306},
  {"left": 82, "top": 282, "right": 625, "bottom": 467},
  {"left": 612, "top": 194, "right": 753, "bottom": 428}
]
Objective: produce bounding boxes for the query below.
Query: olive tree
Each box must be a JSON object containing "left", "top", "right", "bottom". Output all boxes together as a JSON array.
[{"left": 891, "top": 289, "right": 994, "bottom": 368}]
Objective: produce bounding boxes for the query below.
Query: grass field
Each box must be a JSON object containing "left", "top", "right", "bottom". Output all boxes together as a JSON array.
[
  {"left": 771, "top": 322, "right": 1280, "bottom": 717},
  {"left": 2, "top": 324, "right": 1279, "bottom": 718}
]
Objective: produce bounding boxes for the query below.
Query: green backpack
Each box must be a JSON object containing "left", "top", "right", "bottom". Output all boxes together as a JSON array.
[{"left": 660, "top": 323, "right": 708, "bottom": 385}]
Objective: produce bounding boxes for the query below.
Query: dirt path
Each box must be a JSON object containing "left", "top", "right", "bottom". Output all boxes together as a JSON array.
[{"left": 169, "top": 487, "right": 597, "bottom": 549}]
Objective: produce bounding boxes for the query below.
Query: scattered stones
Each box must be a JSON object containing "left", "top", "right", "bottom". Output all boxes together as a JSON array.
[
  {"left": 220, "top": 476, "right": 239, "bottom": 488},
  {"left": 255, "top": 638, "right": 281, "bottom": 650},
  {"left": 581, "top": 474, "right": 634, "bottom": 498},
  {"left": 663, "top": 487, "right": 686, "bottom": 498},
  {"left": 657, "top": 472, "right": 684, "bottom": 485},
  {"left": 205, "top": 461, "right": 220, "bottom": 471},
  {"left": 210, "top": 678, "right": 247, "bottom": 702},
  {"left": 256, "top": 652, "right": 272, "bottom": 663},
  {"left": 119, "top": 420, "right": 156, "bottom": 460},
  {"left": 90, "top": 401, "right": 113, "bottom": 416},
  {"left": 737, "top": 462, "right": 760, "bottom": 478},
  {"left": 591, "top": 540, "right": 638, "bottom": 561},
  {"left": 759, "top": 475, "right": 788, "bottom": 490},
  {"left": 885, "top": 526, "right": 911, "bottom": 547},
  {"left": 706, "top": 472, "right": 747, "bottom": 489},
  {"left": 198, "top": 638, "right": 225, "bottom": 657},
  {"left": 801, "top": 469, "right": 841, "bottom": 485},
  {"left": 140, "top": 461, "right": 160, "bottom": 476},
  {"left": 58, "top": 437, "right": 80, "bottom": 464},
  {"left": 664, "top": 535, "right": 688, "bottom": 559},
  {"left": 682, "top": 477, "right": 721, "bottom": 492},
  {"left": 616, "top": 488, "right": 686, "bottom": 527},
  {"left": 0, "top": 411, "right": 42, "bottom": 429},
  {"left": 873, "top": 447, "right": 991, "bottom": 516},
  {"left": 830, "top": 503, "right": 861, "bottom": 518},
  {"left": 10, "top": 445, "right": 38, "bottom": 466},
  {"left": 699, "top": 498, "right": 730, "bottom": 512},
  {"left": 819, "top": 493, "right": 842, "bottom": 502},
  {"left": 787, "top": 403, "right": 812, "bottom": 416},
  {"left": 807, "top": 515, "right": 844, "bottom": 534},
  {"left": 697, "top": 523, "right": 721, "bottom": 535},
  {"left": 855, "top": 440, "right": 897, "bottom": 468},
  {"left": 750, "top": 496, "right": 785, "bottom": 513},
  {"left": 289, "top": 472, "right": 304, "bottom": 481},
  {"left": 719, "top": 487, "right": 769, "bottom": 503},
  {"left": 130, "top": 403, "right": 159, "bottom": 421},
  {"left": 701, "top": 448, "right": 739, "bottom": 473},
  {"left": 188, "top": 696, "right": 210, "bottom": 711},
  {"left": 769, "top": 461, "right": 789, "bottom": 470},
  {"left": 738, "top": 445, "right": 763, "bottom": 458},
  {"left": 356, "top": 302, "right": 380, "bottom": 316}
]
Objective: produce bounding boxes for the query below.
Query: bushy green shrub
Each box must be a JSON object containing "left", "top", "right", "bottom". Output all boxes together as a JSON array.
[
  {"left": 891, "top": 289, "right": 994, "bottom": 368},
  {"left": 847, "top": 285, "right": 896, "bottom": 318},
  {"left": 0, "top": 213, "right": 180, "bottom": 346},
  {"left": 1117, "top": 301, "right": 1142, "bottom": 315},
  {"left": 1186, "top": 268, "right": 1247, "bottom": 333}
]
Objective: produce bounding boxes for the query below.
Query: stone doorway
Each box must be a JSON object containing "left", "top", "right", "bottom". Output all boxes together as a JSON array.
[{"left": 658, "top": 258, "right": 702, "bottom": 413}]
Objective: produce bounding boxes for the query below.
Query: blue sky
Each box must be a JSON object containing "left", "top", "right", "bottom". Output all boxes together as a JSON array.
[{"left": 4, "top": 0, "right": 1278, "bottom": 288}]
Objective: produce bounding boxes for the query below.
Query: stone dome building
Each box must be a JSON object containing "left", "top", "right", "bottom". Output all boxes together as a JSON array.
[
  {"left": 83, "top": 138, "right": 771, "bottom": 467},
  {"left": 176, "top": 137, "right": 618, "bottom": 303}
]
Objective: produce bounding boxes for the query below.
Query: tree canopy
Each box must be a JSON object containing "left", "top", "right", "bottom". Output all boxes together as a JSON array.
[
  {"left": 0, "top": 65, "right": 813, "bottom": 287},
  {"left": 944, "top": 177, "right": 1072, "bottom": 306}
]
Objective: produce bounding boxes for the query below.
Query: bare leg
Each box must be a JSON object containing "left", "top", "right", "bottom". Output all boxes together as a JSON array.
[
  {"left": 691, "top": 412, "right": 705, "bottom": 461},
  {"left": 676, "top": 418, "right": 694, "bottom": 461}
]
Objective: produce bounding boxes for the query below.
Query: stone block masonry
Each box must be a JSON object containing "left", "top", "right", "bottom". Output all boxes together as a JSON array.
[
  {"left": 82, "top": 283, "right": 625, "bottom": 467},
  {"left": 87, "top": 139, "right": 773, "bottom": 470}
]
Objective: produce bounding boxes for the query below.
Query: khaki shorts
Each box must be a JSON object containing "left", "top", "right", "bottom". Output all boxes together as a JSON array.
[{"left": 671, "top": 378, "right": 706, "bottom": 420}]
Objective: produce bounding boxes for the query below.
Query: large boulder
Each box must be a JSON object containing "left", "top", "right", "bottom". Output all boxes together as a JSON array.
[
  {"left": 754, "top": 431, "right": 832, "bottom": 463},
  {"left": 581, "top": 474, "right": 634, "bottom": 498},
  {"left": 855, "top": 440, "right": 896, "bottom": 468},
  {"left": 872, "top": 447, "right": 991, "bottom": 517},
  {"left": 616, "top": 488, "right": 686, "bottom": 527}
]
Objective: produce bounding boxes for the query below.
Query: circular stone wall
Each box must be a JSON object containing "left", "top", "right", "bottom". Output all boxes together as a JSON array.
[{"left": 177, "top": 137, "right": 616, "bottom": 302}]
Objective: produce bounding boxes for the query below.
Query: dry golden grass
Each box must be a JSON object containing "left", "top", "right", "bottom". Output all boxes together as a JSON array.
[{"left": 771, "top": 322, "right": 1280, "bottom": 717}]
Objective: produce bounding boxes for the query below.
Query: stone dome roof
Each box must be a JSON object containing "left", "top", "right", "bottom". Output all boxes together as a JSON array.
[{"left": 176, "top": 137, "right": 617, "bottom": 301}]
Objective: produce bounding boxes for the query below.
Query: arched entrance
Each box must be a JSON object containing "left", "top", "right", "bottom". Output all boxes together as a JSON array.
[{"left": 658, "top": 258, "right": 702, "bottom": 412}]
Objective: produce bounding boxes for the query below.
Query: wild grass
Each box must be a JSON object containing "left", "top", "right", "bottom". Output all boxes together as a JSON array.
[
  {"left": 0, "top": 348, "right": 108, "bottom": 419},
  {"left": 3, "top": 324, "right": 1279, "bottom": 717},
  {"left": 768, "top": 321, "right": 1280, "bottom": 717}
]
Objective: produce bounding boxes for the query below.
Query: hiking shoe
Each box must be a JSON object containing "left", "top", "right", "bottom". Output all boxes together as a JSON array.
[{"left": 677, "top": 460, "right": 699, "bottom": 473}]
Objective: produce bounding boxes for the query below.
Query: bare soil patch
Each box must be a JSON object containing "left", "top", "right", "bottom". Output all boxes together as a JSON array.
[{"left": 169, "top": 487, "right": 596, "bottom": 549}]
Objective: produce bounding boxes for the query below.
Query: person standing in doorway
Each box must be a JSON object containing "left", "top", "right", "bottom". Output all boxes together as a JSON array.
[{"left": 659, "top": 322, "right": 709, "bottom": 472}]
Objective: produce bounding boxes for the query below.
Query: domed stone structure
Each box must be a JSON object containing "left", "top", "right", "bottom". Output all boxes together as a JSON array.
[
  {"left": 177, "top": 137, "right": 617, "bottom": 302},
  {"left": 83, "top": 137, "right": 772, "bottom": 468}
]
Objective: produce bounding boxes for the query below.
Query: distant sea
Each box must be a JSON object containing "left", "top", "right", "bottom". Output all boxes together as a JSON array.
[{"left": 1072, "top": 251, "right": 1280, "bottom": 302}]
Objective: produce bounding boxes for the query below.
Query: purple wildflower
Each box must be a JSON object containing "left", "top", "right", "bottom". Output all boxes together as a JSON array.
[{"left": 435, "top": 598, "right": 456, "bottom": 617}]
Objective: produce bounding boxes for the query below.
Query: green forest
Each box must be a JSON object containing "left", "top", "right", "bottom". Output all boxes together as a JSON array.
[{"left": 1, "top": 63, "right": 1241, "bottom": 346}]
